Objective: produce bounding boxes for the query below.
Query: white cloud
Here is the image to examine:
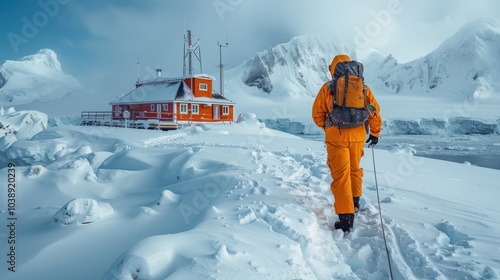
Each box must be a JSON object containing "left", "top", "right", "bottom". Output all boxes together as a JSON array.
[{"left": 63, "top": 0, "right": 499, "bottom": 91}]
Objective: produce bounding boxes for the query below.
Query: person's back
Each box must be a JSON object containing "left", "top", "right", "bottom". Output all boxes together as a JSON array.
[{"left": 312, "top": 54, "right": 382, "bottom": 232}]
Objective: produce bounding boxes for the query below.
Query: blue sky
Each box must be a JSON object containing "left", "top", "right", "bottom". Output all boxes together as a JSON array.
[{"left": 1, "top": 0, "right": 500, "bottom": 94}]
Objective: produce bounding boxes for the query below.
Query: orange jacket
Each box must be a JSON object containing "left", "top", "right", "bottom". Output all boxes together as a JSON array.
[{"left": 312, "top": 55, "right": 382, "bottom": 142}]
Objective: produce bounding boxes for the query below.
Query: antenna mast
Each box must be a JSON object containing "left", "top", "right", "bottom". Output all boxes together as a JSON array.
[
  {"left": 136, "top": 29, "right": 140, "bottom": 83},
  {"left": 183, "top": 30, "right": 202, "bottom": 76},
  {"left": 217, "top": 30, "right": 229, "bottom": 96}
]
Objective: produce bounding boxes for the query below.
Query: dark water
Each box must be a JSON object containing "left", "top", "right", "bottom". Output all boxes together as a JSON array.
[
  {"left": 417, "top": 154, "right": 500, "bottom": 170},
  {"left": 301, "top": 134, "right": 500, "bottom": 171}
]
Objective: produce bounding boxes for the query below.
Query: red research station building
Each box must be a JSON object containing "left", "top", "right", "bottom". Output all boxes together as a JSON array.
[{"left": 81, "top": 30, "right": 236, "bottom": 129}]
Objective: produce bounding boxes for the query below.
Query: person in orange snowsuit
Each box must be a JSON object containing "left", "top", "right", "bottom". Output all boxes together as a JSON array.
[{"left": 312, "top": 54, "right": 382, "bottom": 232}]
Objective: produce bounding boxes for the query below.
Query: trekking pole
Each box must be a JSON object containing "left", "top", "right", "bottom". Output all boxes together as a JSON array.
[{"left": 371, "top": 145, "right": 395, "bottom": 280}]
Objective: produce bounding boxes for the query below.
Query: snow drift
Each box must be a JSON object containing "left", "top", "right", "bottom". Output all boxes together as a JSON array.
[
  {"left": 53, "top": 198, "right": 113, "bottom": 225},
  {"left": 0, "top": 109, "right": 48, "bottom": 152},
  {"left": 0, "top": 112, "right": 498, "bottom": 280}
]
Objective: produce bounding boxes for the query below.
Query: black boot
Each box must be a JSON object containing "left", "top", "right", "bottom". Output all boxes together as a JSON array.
[
  {"left": 334, "top": 214, "right": 354, "bottom": 233},
  {"left": 353, "top": 197, "right": 360, "bottom": 213}
]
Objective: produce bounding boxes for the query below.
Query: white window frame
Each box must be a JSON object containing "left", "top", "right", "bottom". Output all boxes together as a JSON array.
[
  {"left": 162, "top": 104, "right": 169, "bottom": 111},
  {"left": 150, "top": 104, "right": 155, "bottom": 111},
  {"left": 222, "top": 106, "right": 229, "bottom": 115},
  {"left": 192, "top": 104, "right": 199, "bottom": 114},
  {"left": 114, "top": 105, "right": 121, "bottom": 117},
  {"left": 180, "top": 103, "right": 188, "bottom": 114},
  {"left": 199, "top": 83, "right": 208, "bottom": 91}
]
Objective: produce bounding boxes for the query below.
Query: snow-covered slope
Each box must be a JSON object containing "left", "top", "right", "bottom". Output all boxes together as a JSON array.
[
  {"left": 0, "top": 109, "right": 48, "bottom": 152},
  {"left": 231, "top": 20, "right": 500, "bottom": 101},
  {"left": 0, "top": 114, "right": 499, "bottom": 279},
  {"left": 375, "top": 19, "right": 500, "bottom": 100},
  {"left": 0, "top": 49, "right": 82, "bottom": 106},
  {"left": 230, "top": 33, "right": 385, "bottom": 97}
]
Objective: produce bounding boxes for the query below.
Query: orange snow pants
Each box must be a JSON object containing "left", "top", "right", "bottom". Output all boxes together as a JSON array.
[{"left": 326, "top": 141, "right": 364, "bottom": 214}]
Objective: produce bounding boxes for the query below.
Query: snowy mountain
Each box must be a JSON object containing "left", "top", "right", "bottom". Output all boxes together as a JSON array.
[
  {"left": 378, "top": 19, "right": 500, "bottom": 100},
  {"left": 231, "top": 33, "right": 385, "bottom": 97},
  {"left": 0, "top": 49, "right": 81, "bottom": 106},
  {"left": 231, "top": 19, "right": 500, "bottom": 103}
]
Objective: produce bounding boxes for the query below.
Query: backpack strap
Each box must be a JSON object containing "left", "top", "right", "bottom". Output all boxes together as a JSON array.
[
  {"left": 343, "top": 71, "right": 349, "bottom": 108},
  {"left": 329, "top": 77, "right": 337, "bottom": 106},
  {"left": 363, "top": 84, "right": 367, "bottom": 107}
]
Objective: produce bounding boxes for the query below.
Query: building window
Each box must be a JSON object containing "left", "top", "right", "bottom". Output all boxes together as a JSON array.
[
  {"left": 180, "top": 104, "right": 188, "bottom": 114},
  {"left": 114, "top": 106, "right": 121, "bottom": 117},
  {"left": 199, "top": 83, "right": 208, "bottom": 91},
  {"left": 192, "top": 104, "right": 199, "bottom": 114},
  {"left": 162, "top": 104, "right": 168, "bottom": 111},
  {"left": 222, "top": 106, "right": 229, "bottom": 115},
  {"left": 150, "top": 104, "right": 155, "bottom": 111}
]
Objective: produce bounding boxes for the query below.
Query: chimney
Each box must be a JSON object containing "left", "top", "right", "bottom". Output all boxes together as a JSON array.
[{"left": 156, "top": 68, "right": 162, "bottom": 77}]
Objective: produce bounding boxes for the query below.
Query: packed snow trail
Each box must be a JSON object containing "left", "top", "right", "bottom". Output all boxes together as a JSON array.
[{"left": 227, "top": 137, "right": 499, "bottom": 280}]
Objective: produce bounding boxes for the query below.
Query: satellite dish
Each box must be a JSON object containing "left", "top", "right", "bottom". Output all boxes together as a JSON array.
[{"left": 123, "top": 110, "right": 130, "bottom": 119}]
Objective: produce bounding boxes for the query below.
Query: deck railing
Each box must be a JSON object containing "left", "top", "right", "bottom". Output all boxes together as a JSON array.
[{"left": 80, "top": 110, "right": 232, "bottom": 129}]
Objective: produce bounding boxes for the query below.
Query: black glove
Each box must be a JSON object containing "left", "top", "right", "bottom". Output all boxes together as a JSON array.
[{"left": 365, "top": 135, "right": 378, "bottom": 146}]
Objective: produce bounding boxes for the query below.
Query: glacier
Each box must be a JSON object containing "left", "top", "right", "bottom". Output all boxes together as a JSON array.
[{"left": 261, "top": 117, "right": 500, "bottom": 135}]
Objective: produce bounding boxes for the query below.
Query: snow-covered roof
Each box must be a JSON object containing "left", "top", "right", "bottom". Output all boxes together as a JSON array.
[
  {"left": 111, "top": 81, "right": 186, "bottom": 104},
  {"left": 110, "top": 81, "right": 234, "bottom": 105},
  {"left": 137, "top": 74, "right": 215, "bottom": 86}
]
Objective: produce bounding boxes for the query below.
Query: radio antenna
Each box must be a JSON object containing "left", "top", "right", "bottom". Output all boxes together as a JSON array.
[
  {"left": 217, "top": 29, "right": 229, "bottom": 96},
  {"left": 136, "top": 28, "right": 140, "bottom": 83}
]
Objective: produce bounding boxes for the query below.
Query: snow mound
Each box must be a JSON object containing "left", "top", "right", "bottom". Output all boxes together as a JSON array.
[
  {"left": 53, "top": 198, "right": 113, "bottom": 225},
  {"left": 154, "top": 190, "right": 181, "bottom": 206},
  {"left": 0, "top": 109, "right": 47, "bottom": 140},
  {"left": 435, "top": 220, "right": 473, "bottom": 248},
  {"left": 2, "top": 126, "right": 123, "bottom": 168},
  {"left": 0, "top": 109, "right": 48, "bottom": 152},
  {"left": 102, "top": 233, "right": 210, "bottom": 280},
  {"left": 235, "top": 113, "right": 264, "bottom": 128}
]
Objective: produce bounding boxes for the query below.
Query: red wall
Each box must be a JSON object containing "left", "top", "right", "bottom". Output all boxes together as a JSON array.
[
  {"left": 113, "top": 102, "right": 234, "bottom": 123},
  {"left": 184, "top": 77, "right": 213, "bottom": 98},
  {"left": 112, "top": 103, "right": 174, "bottom": 121}
]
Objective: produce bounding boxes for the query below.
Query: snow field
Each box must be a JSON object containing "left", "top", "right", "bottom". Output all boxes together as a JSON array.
[
  {"left": 0, "top": 114, "right": 499, "bottom": 279},
  {"left": 1, "top": 17, "right": 500, "bottom": 280}
]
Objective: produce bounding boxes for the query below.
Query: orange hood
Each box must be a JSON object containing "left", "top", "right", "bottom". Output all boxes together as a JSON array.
[{"left": 329, "top": 54, "right": 350, "bottom": 76}]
